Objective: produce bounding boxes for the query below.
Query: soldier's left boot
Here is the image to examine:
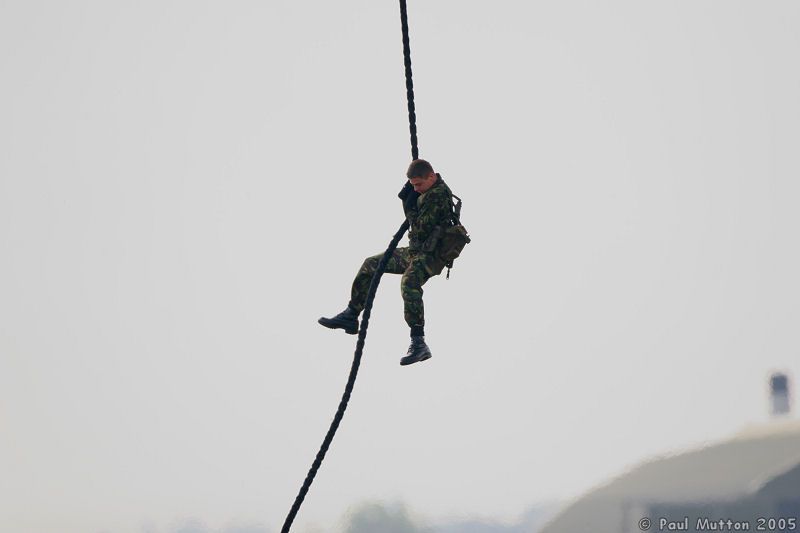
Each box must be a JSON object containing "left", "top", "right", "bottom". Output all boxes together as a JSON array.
[{"left": 400, "top": 336, "right": 432, "bottom": 366}]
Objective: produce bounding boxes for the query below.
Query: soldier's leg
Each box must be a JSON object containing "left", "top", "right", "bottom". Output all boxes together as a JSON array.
[
  {"left": 348, "top": 247, "right": 410, "bottom": 313},
  {"left": 400, "top": 253, "right": 434, "bottom": 337},
  {"left": 399, "top": 254, "right": 435, "bottom": 365}
]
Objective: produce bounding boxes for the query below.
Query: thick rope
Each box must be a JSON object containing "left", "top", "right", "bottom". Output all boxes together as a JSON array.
[
  {"left": 400, "top": 0, "right": 419, "bottom": 160},
  {"left": 279, "top": 2, "right": 419, "bottom": 531},
  {"left": 280, "top": 222, "right": 409, "bottom": 533}
]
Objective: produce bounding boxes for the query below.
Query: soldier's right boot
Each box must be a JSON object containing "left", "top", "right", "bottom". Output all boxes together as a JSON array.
[{"left": 318, "top": 305, "right": 360, "bottom": 335}]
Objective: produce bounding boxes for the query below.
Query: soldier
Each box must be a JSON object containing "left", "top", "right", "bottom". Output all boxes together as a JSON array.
[{"left": 319, "top": 159, "right": 455, "bottom": 366}]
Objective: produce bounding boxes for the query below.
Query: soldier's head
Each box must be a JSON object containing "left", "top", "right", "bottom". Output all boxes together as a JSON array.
[{"left": 406, "top": 159, "right": 437, "bottom": 193}]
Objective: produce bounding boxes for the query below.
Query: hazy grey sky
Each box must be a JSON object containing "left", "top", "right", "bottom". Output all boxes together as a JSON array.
[{"left": 2, "top": 1, "right": 799, "bottom": 532}]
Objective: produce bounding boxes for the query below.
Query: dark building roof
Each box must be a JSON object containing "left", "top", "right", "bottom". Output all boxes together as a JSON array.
[{"left": 539, "top": 420, "right": 800, "bottom": 533}]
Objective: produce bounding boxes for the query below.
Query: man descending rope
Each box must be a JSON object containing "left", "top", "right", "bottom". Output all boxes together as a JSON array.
[{"left": 319, "top": 159, "right": 457, "bottom": 366}]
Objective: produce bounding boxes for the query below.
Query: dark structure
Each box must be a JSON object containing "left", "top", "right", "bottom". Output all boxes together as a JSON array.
[
  {"left": 540, "top": 369, "right": 799, "bottom": 533},
  {"left": 540, "top": 420, "right": 800, "bottom": 533}
]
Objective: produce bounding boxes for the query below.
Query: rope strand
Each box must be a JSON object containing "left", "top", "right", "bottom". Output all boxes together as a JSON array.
[
  {"left": 279, "top": 2, "right": 419, "bottom": 531},
  {"left": 400, "top": 0, "right": 418, "bottom": 160},
  {"left": 280, "top": 223, "right": 409, "bottom": 533}
]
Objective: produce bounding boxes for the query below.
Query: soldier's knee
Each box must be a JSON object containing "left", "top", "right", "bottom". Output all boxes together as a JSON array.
[
  {"left": 402, "top": 275, "right": 423, "bottom": 297},
  {"left": 403, "top": 264, "right": 426, "bottom": 288},
  {"left": 360, "top": 256, "right": 379, "bottom": 273}
]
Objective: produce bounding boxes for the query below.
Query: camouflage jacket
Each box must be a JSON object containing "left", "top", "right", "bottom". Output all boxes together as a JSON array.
[{"left": 398, "top": 174, "right": 454, "bottom": 252}]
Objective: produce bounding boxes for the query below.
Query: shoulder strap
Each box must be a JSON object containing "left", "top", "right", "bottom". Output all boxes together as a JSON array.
[
  {"left": 446, "top": 193, "right": 463, "bottom": 280},
  {"left": 451, "top": 194, "right": 463, "bottom": 225}
]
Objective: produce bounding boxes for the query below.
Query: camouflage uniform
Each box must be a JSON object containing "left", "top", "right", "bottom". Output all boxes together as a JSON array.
[{"left": 348, "top": 174, "right": 454, "bottom": 328}]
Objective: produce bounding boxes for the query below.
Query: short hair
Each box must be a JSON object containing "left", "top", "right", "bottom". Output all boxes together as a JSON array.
[{"left": 406, "top": 159, "right": 434, "bottom": 178}]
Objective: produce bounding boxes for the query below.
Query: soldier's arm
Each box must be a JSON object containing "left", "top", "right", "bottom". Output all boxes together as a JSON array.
[{"left": 415, "top": 190, "right": 450, "bottom": 242}]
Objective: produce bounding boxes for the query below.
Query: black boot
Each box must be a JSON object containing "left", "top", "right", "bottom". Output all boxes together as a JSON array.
[
  {"left": 400, "top": 336, "right": 432, "bottom": 366},
  {"left": 318, "top": 305, "right": 360, "bottom": 335}
]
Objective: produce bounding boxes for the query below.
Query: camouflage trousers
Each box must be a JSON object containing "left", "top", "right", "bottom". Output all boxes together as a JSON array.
[{"left": 348, "top": 247, "right": 441, "bottom": 327}]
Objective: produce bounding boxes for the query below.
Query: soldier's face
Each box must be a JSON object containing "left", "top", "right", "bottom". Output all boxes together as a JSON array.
[{"left": 409, "top": 172, "right": 436, "bottom": 193}]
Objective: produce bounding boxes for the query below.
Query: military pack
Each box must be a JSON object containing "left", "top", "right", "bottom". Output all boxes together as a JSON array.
[{"left": 438, "top": 193, "right": 470, "bottom": 277}]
